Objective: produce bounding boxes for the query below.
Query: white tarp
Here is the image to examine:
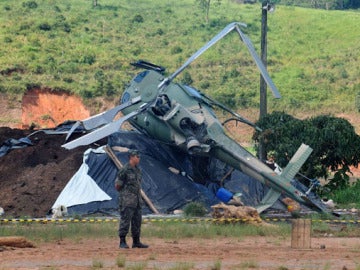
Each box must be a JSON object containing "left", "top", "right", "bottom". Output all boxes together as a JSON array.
[{"left": 52, "top": 147, "right": 111, "bottom": 209}]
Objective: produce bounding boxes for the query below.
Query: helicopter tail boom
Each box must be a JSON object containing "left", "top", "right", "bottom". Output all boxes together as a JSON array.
[
  {"left": 209, "top": 127, "right": 325, "bottom": 212},
  {"left": 280, "top": 143, "right": 313, "bottom": 183},
  {"left": 254, "top": 144, "right": 313, "bottom": 212}
]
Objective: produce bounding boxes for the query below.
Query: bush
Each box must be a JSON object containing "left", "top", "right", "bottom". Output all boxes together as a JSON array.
[
  {"left": 38, "top": 23, "right": 51, "bottom": 31},
  {"left": 253, "top": 112, "right": 360, "bottom": 194},
  {"left": 181, "top": 72, "right": 193, "bottom": 85},
  {"left": 183, "top": 202, "right": 207, "bottom": 217},
  {"left": 22, "top": 1, "right": 38, "bottom": 9},
  {"left": 132, "top": 14, "right": 144, "bottom": 23},
  {"left": 156, "top": 28, "right": 164, "bottom": 35},
  {"left": 79, "top": 54, "right": 96, "bottom": 65},
  {"left": 331, "top": 180, "right": 360, "bottom": 208},
  {"left": 171, "top": 46, "right": 183, "bottom": 55},
  {"left": 4, "top": 37, "right": 12, "bottom": 43}
]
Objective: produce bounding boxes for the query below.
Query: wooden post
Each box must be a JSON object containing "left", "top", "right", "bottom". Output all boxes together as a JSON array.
[
  {"left": 104, "top": 145, "right": 160, "bottom": 214},
  {"left": 291, "top": 219, "right": 311, "bottom": 249}
]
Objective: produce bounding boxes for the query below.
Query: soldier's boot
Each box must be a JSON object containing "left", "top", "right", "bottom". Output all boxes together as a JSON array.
[
  {"left": 119, "top": 236, "right": 129, "bottom": 249},
  {"left": 132, "top": 236, "right": 149, "bottom": 248}
]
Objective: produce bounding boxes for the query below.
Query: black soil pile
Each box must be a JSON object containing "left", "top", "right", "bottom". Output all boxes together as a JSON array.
[{"left": 0, "top": 127, "right": 90, "bottom": 218}]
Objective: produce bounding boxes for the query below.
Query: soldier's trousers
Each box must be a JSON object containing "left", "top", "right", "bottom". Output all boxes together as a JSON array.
[{"left": 118, "top": 206, "right": 142, "bottom": 238}]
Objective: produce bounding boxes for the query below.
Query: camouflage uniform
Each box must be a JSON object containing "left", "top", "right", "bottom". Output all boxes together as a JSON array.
[{"left": 115, "top": 162, "right": 143, "bottom": 241}]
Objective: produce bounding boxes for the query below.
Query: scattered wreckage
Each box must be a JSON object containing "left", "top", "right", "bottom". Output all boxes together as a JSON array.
[{"left": 62, "top": 22, "right": 328, "bottom": 214}]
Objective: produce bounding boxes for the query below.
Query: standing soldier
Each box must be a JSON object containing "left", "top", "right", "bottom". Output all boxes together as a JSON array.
[{"left": 115, "top": 149, "right": 149, "bottom": 249}]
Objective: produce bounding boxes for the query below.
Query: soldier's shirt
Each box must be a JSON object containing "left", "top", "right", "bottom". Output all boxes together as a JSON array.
[{"left": 115, "top": 163, "right": 142, "bottom": 209}]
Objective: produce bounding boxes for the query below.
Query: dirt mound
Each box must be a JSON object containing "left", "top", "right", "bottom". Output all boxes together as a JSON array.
[
  {"left": 0, "top": 127, "right": 89, "bottom": 217},
  {"left": 0, "top": 90, "right": 112, "bottom": 218}
]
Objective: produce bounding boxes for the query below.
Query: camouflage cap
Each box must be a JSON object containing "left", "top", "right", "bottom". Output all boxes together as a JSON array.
[{"left": 128, "top": 149, "right": 140, "bottom": 157}]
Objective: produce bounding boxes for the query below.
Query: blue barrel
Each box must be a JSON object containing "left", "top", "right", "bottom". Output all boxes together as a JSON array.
[{"left": 216, "top": 187, "right": 233, "bottom": 203}]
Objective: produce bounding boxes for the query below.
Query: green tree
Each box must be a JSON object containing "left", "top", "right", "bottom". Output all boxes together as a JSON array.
[
  {"left": 277, "top": 0, "right": 360, "bottom": 9},
  {"left": 195, "top": 0, "right": 222, "bottom": 24},
  {"left": 252, "top": 112, "right": 360, "bottom": 192}
]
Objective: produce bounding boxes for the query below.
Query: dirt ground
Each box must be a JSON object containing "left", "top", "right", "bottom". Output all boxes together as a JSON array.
[{"left": 0, "top": 235, "right": 359, "bottom": 270}]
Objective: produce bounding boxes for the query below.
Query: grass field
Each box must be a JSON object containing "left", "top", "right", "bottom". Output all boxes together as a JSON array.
[{"left": 0, "top": 0, "right": 359, "bottom": 115}]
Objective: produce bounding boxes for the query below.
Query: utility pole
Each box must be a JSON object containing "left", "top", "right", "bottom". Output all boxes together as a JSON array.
[
  {"left": 260, "top": 0, "right": 268, "bottom": 119},
  {"left": 259, "top": 0, "right": 274, "bottom": 161}
]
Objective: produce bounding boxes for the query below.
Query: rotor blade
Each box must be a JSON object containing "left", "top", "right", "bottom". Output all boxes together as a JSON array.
[
  {"left": 159, "top": 22, "right": 246, "bottom": 88},
  {"left": 81, "top": 96, "right": 141, "bottom": 131},
  {"left": 234, "top": 24, "right": 281, "bottom": 98},
  {"left": 62, "top": 110, "right": 141, "bottom": 150},
  {"left": 159, "top": 22, "right": 281, "bottom": 99},
  {"left": 64, "top": 96, "right": 141, "bottom": 142}
]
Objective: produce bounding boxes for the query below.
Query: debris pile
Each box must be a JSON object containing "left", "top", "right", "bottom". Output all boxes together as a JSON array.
[{"left": 211, "top": 203, "right": 262, "bottom": 224}]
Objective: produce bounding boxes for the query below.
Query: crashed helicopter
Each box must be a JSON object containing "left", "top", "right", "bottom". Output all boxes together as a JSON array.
[{"left": 63, "top": 22, "right": 327, "bottom": 213}]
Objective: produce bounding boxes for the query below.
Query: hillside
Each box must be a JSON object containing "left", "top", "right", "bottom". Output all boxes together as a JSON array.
[{"left": 0, "top": 0, "right": 359, "bottom": 127}]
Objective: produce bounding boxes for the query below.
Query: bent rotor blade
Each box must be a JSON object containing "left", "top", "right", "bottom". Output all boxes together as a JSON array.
[
  {"left": 234, "top": 24, "right": 281, "bottom": 98},
  {"left": 82, "top": 96, "right": 141, "bottom": 130},
  {"left": 159, "top": 22, "right": 246, "bottom": 88},
  {"left": 159, "top": 22, "right": 280, "bottom": 99},
  {"left": 65, "top": 96, "right": 141, "bottom": 141},
  {"left": 62, "top": 110, "right": 140, "bottom": 150}
]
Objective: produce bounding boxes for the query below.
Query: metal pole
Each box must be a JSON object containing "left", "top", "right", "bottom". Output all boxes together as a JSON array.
[
  {"left": 259, "top": 1, "right": 268, "bottom": 161},
  {"left": 260, "top": 1, "right": 268, "bottom": 118}
]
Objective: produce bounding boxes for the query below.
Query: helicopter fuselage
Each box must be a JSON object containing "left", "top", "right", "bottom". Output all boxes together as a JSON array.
[{"left": 120, "top": 70, "right": 316, "bottom": 211}]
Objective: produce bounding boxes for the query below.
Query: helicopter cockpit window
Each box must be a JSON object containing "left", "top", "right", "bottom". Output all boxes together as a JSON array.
[
  {"left": 152, "top": 94, "right": 171, "bottom": 116},
  {"left": 133, "top": 70, "right": 149, "bottom": 83}
]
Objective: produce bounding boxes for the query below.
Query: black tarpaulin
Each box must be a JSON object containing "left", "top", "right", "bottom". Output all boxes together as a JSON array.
[
  {"left": 64, "top": 130, "right": 275, "bottom": 216},
  {"left": 55, "top": 130, "right": 325, "bottom": 216},
  {"left": 66, "top": 131, "right": 220, "bottom": 215}
]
